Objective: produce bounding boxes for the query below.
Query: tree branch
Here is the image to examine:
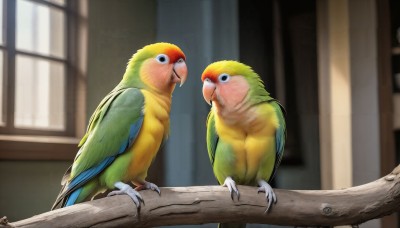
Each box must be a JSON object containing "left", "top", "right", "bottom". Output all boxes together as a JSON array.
[{"left": 3, "top": 165, "right": 400, "bottom": 228}]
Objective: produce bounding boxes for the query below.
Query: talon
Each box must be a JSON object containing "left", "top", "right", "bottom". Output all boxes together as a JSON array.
[
  {"left": 107, "top": 190, "right": 123, "bottom": 197},
  {"left": 135, "top": 181, "right": 161, "bottom": 196},
  {"left": 223, "top": 176, "right": 240, "bottom": 201},
  {"left": 257, "top": 180, "right": 277, "bottom": 213},
  {"left": 232, "top": 184, "right": 240, "bottom": 200},
  {"left": 155, "top": 187, "right": 161, "bottom": 195},
  {"left": 110, "top": 182, "right": 145, "bottom": 210},
  {"left": 137, "top": 193, "right": 145, "bottom": 204}
]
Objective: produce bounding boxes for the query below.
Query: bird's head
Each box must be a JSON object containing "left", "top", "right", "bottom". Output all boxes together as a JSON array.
[
  {"left": 201, "top": 61, "right": 268, "bottom": 109},
  {"left": 123, "top": 42, "right": 188, "bottom": 94}
]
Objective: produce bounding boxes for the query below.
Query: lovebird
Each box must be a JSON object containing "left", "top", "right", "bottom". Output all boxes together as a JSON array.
[
  {"left": 52, "top": 42, "right": 187, "bottom": 210},
  {"left": 201, "top": 61, "right": 286, "bottom": 227}
]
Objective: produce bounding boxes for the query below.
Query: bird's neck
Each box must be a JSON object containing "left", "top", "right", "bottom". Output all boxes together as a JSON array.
[
  {"left": 212, "top": 99, "right": 257, "bottom": 128},
  {"left": 145, "top": 89, "right": 172, "bottom": 112},
  {"left": 119, "top": 75, "right": 176, "bottom": 98},
  {"left": 214, "top": 102, "right": 273, "bottom": 136}
]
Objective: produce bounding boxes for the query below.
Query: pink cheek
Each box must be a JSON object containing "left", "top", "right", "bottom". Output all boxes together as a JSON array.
[
  {"left": 141, "top": 60, "right": 171, "bottom": 87},
  {"left": 218, "top": 78, "right": 249, "bottom": 106}
]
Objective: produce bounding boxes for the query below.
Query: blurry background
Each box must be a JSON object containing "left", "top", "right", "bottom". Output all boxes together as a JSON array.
[{"left": 0, "top": 0, "right": 399, "bottom": 227}]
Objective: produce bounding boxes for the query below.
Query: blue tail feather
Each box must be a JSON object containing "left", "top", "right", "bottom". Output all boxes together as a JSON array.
[{"left": 65, "top": 187, "right": 83, "bottom": 207}]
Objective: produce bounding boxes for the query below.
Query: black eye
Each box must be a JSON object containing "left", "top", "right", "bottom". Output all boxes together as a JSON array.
[
  {"left": 218, "top": 73, "right": 230, "bottom": 83},
  {"left": 156, "top": 54, "right": 169, "bottom": 64}
]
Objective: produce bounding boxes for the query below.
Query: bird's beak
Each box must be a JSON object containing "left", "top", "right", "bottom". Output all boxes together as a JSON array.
[
  {"left": 172, "top": 59, "right": 188, "bottom": 87},
  {"left": 202, "top": 79, "right": 216, "bottom": 106}
]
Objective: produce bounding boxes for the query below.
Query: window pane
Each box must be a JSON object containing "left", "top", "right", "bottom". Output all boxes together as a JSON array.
[
  {"left": 0, "top": 0, "right": 3, "bottom": 45},
  {"left": 16, "top": 0, "right": 65, "bottom": 58},
  {"left": 15, "top": 55, "right": 65, "bottom": 130},
  {"left": 0, "top": 51, "right": 3, "bottom": 126}
]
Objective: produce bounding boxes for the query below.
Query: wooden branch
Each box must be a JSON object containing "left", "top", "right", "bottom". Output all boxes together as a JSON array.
[{"left": 3, "top": 165, "right": 400, "bottom": 228}]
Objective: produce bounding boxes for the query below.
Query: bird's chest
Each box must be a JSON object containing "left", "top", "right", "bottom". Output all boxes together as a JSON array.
[
  {"left": 141, "top": 92, "right": 171, "bottom": 136},
  {"left": 126, "top": 91, "right": 171, "bottom": 180},
  {"left": 218, "top": 124, "right": 269, "bottom": 162},
  {"left": 215, "top": 112, "right": 275, "bottom": 183}
]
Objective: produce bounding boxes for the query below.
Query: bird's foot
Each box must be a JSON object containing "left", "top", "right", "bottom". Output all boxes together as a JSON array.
[
  {"left": 223, "top": 176, "right": 240, "bottom": 200},
  {"left": 257, "top": 180, "right": 277, "bottom": 213},
  {"left": 108, "top": 182, "right": 144, "bottom": 210},
  {"left": 135, "top": 181, "right": 161, "bottom": 195}
]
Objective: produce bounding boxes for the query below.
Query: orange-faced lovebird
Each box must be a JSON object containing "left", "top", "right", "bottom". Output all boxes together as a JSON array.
[
  {"left": 201, "top": 61, "right": 286, "bottom": 228},
  {"left": 52, "top": 43, "right": 187, "bottom": 210}
]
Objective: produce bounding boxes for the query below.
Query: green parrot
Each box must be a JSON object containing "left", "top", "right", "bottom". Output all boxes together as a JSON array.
[
  {"left": 52, "top": 42, "right": 187, "bottom": 210},
  {"left": 201, "top": 61, "right": 286, "bottom": 228}
]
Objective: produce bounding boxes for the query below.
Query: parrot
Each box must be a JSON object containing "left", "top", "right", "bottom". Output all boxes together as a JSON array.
[
  {"left": 52, "top": 42, "right": 188, "bottom": 210},
  {"left": 201, "top": 60, "right": 286, "bottom": 228}
]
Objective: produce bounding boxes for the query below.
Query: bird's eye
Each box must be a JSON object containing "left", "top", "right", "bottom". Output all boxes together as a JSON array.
[
  {"left": 218, "top": 73, "right": 230, "bottom": 83},
  {"left": 156, "top": 54, "right": 169, "bottom": 64}
]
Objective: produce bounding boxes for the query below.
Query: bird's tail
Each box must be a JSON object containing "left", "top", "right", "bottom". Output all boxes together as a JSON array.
[
  {"left": 218, "top": 223, "right": 246, "bottom": 228},
  {"left": 52, "top": 165, "right": 72, "bottom": 210}
]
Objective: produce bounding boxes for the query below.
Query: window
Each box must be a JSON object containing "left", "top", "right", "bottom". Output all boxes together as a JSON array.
[
  {"left": 1, "top": 0, "right": 71, "bottom": 135},
  {"left": 0, "top": 0, "right": 87, "bottom": 160}
]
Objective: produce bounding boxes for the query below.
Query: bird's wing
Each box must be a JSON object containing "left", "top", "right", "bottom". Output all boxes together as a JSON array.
[
  {"left": 52, "top": 88, "right": 144, "bottom": 209},
  {"left": 268, "top": 100, "right": 287, "bottom": 182},
  {"left": 206, "top": 111, "right": 219, "bottom": 167}
]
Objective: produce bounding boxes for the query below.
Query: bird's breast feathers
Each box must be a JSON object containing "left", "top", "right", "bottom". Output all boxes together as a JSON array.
[
  {"left": 215, "top": 102, "right": 279, "bottom": 137},
  {"left": 125, "top": 90, "right": 171, "bottom": 180},
  {"left": 214, "top": 102, "right": 279, "bottom": 181}
]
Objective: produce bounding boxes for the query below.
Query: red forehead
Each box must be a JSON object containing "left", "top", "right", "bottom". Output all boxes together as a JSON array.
[
  {"left": 201, "top": 68, "right": 218, "bottom": 82},
  {"left": 165, "top": 47, "right": 186, "bottom": 63}
]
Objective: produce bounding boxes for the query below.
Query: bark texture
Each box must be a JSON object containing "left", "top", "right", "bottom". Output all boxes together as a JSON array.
[{"left": 2, "top": 165, "right": 400, "bottom": 228}]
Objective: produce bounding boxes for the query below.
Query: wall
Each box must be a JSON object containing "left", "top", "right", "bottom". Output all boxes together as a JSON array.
[
  {"left": 0, "top": 161, "right": 71, "bottom": 221},
  {"left": 349, "top": 0, "right": 380, "bottom": 187},
  {"left": 86, "top": 0, "right": 156, "bottom": 116}
]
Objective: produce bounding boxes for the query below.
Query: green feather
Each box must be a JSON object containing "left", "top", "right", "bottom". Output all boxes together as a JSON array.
[
  {"left": 72, "top": 88, "right": 144, "bottom": 177},
  {"left": 232, "top": 62, "right": 272, "bottom": 106},
  {"left": 206, "top": 111, "right": 218, "bottom": 166}
]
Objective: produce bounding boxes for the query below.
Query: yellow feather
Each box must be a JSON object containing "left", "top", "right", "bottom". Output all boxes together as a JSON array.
[
  {"left": 125, "top": 90, "right": 171, "bottom": 183},
  {"left": 214, "top": 102, "right": 279, "bottom": 183}
]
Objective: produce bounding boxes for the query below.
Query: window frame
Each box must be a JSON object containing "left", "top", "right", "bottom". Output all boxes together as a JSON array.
[
  {"left": 0, "top": 0, "right": 87, "bottom": 161},
  {"left": 0, "top": 0, "right": 74, "bottom": 137}
]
